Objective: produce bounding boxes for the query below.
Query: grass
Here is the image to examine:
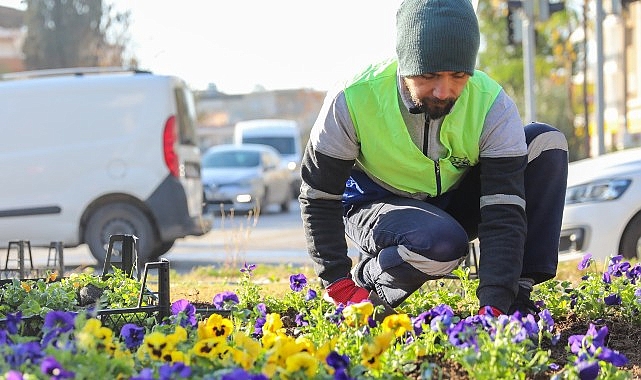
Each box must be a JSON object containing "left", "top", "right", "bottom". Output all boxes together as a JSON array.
[
  {"left": 169, "top": 262, "right": 319, "bottom": 304},
  {"left": 168, "top": 255, "right": 600, "bottom": 305}
]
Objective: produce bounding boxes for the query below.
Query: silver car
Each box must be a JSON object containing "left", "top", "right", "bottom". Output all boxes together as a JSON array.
[
  {"left": 559, "top": 147, "right": 641, "bottom": 262},
  {"left": 201, "top": 144, "right": 292, "bottom": 214}
]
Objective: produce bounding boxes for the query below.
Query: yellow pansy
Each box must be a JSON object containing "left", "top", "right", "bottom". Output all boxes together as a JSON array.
[
  {"left": 284, "top": 351, "right": 319, "bottom": 378},
  {"left": 381, "top": 313, "right": 412, "bottom": 338},
  {"left": 169, "top": 350, "right": 190, "bottom": 365},
  {"left": 294, "top": 336, "right": 316, "bottom": 355},
  {"left": 20, "top": 282, "right": 31, "bottom": 292},
  {"left": 192, "top": 336, "right": 229, "bottom": 360},
  {"left": 46, "top": 271, "right": 58, "bottom": 283},
  {"left": 315, "top": 336, "right": 338, "bottom": 363},
  {"left": 230, "top": 347, "right": 255, "bottom": 370},
  {"left": 262, "top": 313, "right": 284, "bottom": 334},
  {"left": 233, "top": 332, "right": 262, "bottom": 359},
  {"left": 138, "top": 331, "right": 176, "bottom": 362},
  {"left": 169, "top": 325, "right": 188, "bottom": 344},
  {"left": 342, "top": 301, "right": 374, "bottom": 327},
  {"left": 197, "top": 313, "right": 234, "bottom": 340},
  {"left": 361, "top": 331, "right": 395, "bottom": 369},
  {"left": 76, "top": 318, "right": 114, "bottom": 352}
]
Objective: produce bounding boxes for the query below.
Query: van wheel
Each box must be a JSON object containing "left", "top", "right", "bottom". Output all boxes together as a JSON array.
[
  {"left": 619, "top": 213, "right": 641, "bottom": 260},
  {"left": 84, "top": 202, "right": 158, "bottom": 267},
  {"left": 150, "top": 241, "right": 175, "bottom": 261}
]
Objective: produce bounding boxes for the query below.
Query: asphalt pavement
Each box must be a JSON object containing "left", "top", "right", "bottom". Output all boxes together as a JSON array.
[{"left": 13, "top": 200, "right": 359, "bottom": 275}]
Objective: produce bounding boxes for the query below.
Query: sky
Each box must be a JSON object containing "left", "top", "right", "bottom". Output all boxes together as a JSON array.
[{"left": 1, "top": 0, "right": 404, "bottom": 94}]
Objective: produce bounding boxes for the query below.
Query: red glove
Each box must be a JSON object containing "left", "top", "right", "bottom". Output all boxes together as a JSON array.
[
  {"left": 326, "top": 278, "right": 369, "bottom": 306},
  {"left": 478, "top": 305, "right": 503, "bottom": 317}
]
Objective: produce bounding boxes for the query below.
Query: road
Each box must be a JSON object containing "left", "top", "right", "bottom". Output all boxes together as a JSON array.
[{"left": 21, "top": 200, "right": 358, "bottom": 274}]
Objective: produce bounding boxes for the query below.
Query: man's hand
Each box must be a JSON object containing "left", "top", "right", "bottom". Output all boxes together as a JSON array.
[{"left": 325, "top": 278, "right": 369, "bottom": 305}]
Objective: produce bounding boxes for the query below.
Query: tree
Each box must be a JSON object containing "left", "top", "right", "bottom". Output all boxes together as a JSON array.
[
  {"left": 22, "top": 0, "right": 133, "bottom": 70},
  {"left": 477, "top": 1, "right": 586, "bottom": 161}
]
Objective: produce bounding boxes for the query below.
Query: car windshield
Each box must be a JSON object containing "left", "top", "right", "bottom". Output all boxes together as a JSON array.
[
  {"left": 202, "top": 151, "right": 260, "bottom": 168},
  {"left": 243, "top": 137, "right": 295, "bottom": 155}
]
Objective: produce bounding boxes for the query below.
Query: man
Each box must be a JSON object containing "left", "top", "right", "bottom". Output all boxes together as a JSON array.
[{"left": 299, "top": 0, "right": 568, "bottom": 317}]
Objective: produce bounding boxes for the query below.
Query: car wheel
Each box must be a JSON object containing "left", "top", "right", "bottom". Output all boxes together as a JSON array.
[
  {"left": 84, "top": 202, "right": 158, "bottom": 267},
  {"left": 619, "top": 213, "right": 641, "bottom": 260}
]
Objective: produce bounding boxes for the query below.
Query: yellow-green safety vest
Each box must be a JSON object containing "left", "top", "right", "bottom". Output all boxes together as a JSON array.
[{"left": 343, "top": 59, "right": 502, "bottom": 196}]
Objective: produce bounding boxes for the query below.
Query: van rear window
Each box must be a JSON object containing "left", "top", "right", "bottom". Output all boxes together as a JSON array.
[{"left": 243, "top": 137, "right": 295, "bottom": 155}]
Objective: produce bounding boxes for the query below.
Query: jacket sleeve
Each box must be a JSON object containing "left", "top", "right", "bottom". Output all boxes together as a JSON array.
[
  {"left": 299, "top": 141, "right": 356, "bottom": 287},
  {"left": 476, "top": 154, "right": 528, "bottom": 313}
]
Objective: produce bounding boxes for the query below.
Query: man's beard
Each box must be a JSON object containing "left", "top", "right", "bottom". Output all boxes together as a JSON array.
[{"left": 411, "top": 97, "right": 456, "bottom": 119}]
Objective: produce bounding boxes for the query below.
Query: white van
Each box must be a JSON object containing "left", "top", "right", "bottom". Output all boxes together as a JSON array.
[
  {"left": 233, "top": 119, "right": 302, "bottom": 198},
  {"left": 0, "top": 67, "right": 211, "bottom": 264}
]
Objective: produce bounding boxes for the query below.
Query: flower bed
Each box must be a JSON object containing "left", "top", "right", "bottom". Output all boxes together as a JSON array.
[{"left": 1, "top": 255, "right": 640, "bottom": 379}]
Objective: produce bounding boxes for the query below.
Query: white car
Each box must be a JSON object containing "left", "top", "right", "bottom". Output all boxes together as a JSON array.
[
  {"left": 201, "top": 144, "right": 292, "bottom": 214},
  {"left": 559, "top": 147, "right": 641, "bottom": 262}
]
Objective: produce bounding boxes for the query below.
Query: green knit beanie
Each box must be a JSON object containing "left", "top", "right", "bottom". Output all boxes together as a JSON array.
[{"left": 396, "top": 0, "right": 480, "bottom": 76}]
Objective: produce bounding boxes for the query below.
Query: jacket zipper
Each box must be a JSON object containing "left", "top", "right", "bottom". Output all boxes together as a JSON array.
[{"left": 423, "top": 115, "right": 442, "bottom": 196}]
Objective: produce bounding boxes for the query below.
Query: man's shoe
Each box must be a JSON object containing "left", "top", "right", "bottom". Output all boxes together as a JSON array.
[
  {"left": 508, "top": 286, "right": 540, "bottom": 316},
  {"left": 368, "top": 290, "right": 397, "bottom": 323}
]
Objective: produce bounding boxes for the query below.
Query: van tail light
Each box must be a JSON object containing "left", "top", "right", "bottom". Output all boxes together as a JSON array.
[{"left": 163, "top": 115, "right": 180, "bottom": 177}]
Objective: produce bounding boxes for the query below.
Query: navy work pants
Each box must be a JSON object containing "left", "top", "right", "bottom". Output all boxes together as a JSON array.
[{"left": 345, "top": 122, "right": 568, "bottom": 307}]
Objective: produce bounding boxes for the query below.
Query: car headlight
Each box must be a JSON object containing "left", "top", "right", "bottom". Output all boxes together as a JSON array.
[{"left": 565, "top": 178, "right": 631, "bottom": 204}]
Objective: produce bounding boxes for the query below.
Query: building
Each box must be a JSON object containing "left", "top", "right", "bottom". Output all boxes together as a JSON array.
[
  {"left": 195, "top": 85, "right": 325, "bottom": 151},
  {"left": 583, "top": 0, "right": 641, "bottom": 153}
]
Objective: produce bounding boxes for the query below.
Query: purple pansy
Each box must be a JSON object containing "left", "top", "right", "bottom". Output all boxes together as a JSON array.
[
  {"left": 43, "top": 311, "right": 76, "bottom": 332},
  {"left": 41, "top": 311, "right": 76, "bottom": 347},
  {"left": 305, "top": 288, "right": 317, "bottom": 301},
  {"left": 120, "top": 323, "right": 146, "bottom": 350},
  {"left": 578, "top": 254, "right": 592, "bottom": 270},
  {"left": 289, "top": 273, "right": 307, "bottom": 292},
  {"left": 604, "top": 293, "right": 622, "bottom": 306},
  {"left": 213, "top": 291, "right": 240, "bottom": 309},
  {"left": 569, "top": 324, "right": 628, "bottom": 367},
  {"left": 6, "top": 312, "right": 22, "bottom": 335},
  {"left": 326, "top": 351, "right": 350, "bottom": 373},
  {"left": 171, "top": 299, "right": 197, "bottom": 327},
  {"left": 4, "top": 342, "right": 44, "bottom": 368},
  {"left": 295, "top": 313, "right": 308, "bottom": 327},
  {"left": 159, "top": 362, "right": 191, "bottom": 380},
  {"left": 40, "top": 356, "right": 74, "bottom": 380},
  {"left": 240, "top": 262, "right": 257, "bottom": 275},
  {"left": 221, "top": 368, "right": 269, "bottom": 380},
  {"left": 576, "top": 359, "right": 600, "bottom": 380},
  {"left": 538, "top": 309, "right": 555, "bottom": 333},
  {"left": 130, "top": 368, "right": 154, "bottom": 380},
  {"left": 5, "top": 370, "right": 23, "bottom": 380},
  {"left": 253, "top": 316, "right": 266, "bottom": 337}
]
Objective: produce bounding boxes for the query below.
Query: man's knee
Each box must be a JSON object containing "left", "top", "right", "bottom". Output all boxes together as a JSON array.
[
  {"left": 403, "top": 222, "right": 469, "bottom": 263},
  {"left": 525, "top": 122, "right": 568, "bottom": 163}
]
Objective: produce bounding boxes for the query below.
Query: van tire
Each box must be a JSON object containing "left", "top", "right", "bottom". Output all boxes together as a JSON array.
[
  {"left": 84, "top": 202, "right": 158, "bottom": 266},
  {"left": 150, "top": 241, "right": 175, "bottom": 261}
]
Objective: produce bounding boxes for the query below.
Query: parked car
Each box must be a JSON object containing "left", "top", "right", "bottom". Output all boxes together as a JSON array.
[
  {"left": 234, "top": 119, "right": 303, "bottom": 199},
  {"left": 559, "top": 147, "right": 641, "bottom": 262},
  {"left": 201, "top": 144, "right": 292, "bottom": 214}
]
